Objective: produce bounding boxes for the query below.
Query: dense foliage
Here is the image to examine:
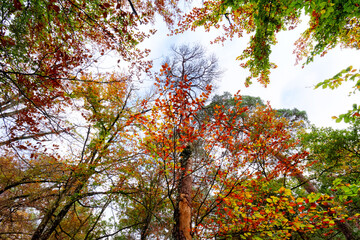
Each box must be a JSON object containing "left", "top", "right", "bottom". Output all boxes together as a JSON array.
[
  {"left": 1, "top": 0, "right": 360, "bottom": 239},
  {"left": 175, "top": 0, "right": 360, "bottom": 87}
]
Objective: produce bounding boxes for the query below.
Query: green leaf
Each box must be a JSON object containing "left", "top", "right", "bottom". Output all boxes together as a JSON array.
[
  {"left": 336, "top": 118, "right": 342, "bottom": 123},
  {"left": 333, "top": 178, "right": 342, "bottom": 186}
]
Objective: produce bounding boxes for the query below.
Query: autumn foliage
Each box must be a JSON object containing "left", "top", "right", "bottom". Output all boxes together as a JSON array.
[{"left": 1, "top": 0, "right": 360, "bottom": 239}]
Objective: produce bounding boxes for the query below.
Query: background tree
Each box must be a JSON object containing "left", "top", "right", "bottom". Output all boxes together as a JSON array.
[
  {"left": 194, "top": 92, "right": 358, "bottom": 239},
  {"left": 300, "top": 122, "right": 360, "bottom": 236},
  {"left": 0, "top": 73, "right": 147, "bottom": 239},
  {"left": 162, "top": 44, "right": 222, "bottom": 93}
]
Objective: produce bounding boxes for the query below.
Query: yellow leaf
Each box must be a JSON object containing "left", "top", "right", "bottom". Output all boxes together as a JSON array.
[{"left": 284, "top": 188, "right": 292, "bottom": 196}]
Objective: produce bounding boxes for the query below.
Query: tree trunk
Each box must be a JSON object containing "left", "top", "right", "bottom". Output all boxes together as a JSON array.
[
  {"left": 31, "top": 178, "right": 85, "bottom": 240},
  {"left": 173, "top": 146, "right": 192, "bottom": 240}
]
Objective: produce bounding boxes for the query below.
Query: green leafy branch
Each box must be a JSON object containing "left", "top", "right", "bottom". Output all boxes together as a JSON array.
[{"left": 315, "top": 66, "right": 360, "bottom": 123}]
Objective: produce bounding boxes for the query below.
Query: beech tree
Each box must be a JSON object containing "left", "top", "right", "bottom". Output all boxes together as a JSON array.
[
  {"left": 139, "top": 77, "right": 359, "bottom": 240},
  {"left": 200, "top": 93, "right": 358, "bottom": 239},
  {"left": 300, "top": 123, "right": 360, "bottom": 238},
  {"left": 135, "top": 45, "right": 221, "bottom": 239},
  {"left": 174, "top": 0, "right": 360, "bottom": 86},
  {"left": 0, "top": 0, "right": 185, "bottom": 149},
  {"left": 2, "top": 62, "right": 358, "bottom": 240},
  {"left": 135, "top": 64, "right": 355, "bottom": 239}
]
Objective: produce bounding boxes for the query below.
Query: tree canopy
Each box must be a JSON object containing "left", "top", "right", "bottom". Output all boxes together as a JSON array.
[
  {"left": 175, "top": 0, "right": 360, "bottom": 86},
  {"left": 1, "top": 0, "right": 360, "bottom": 239}
]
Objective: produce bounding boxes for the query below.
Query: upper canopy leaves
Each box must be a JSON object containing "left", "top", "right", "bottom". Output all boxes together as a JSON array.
[{"left": 175, "top": 0, "right": 360, "bottom": 86}]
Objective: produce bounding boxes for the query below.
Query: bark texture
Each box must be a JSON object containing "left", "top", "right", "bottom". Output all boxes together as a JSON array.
[{"left": 173, "top": 146, "right": 192, "bottom": 240}]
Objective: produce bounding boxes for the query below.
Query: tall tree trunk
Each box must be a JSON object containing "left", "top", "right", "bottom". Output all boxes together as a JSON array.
[
  {"left": 173, "top": 146, "right": 192, "bottom": 240},
  {"left": 275, "top": 153, "right": 356, "bottom": 240},
  {"left": 31, "top": 177, "right": 86, "bottom": 240},
  {"left": 140, "top": 212, "right": 152, "bottom": 240}
]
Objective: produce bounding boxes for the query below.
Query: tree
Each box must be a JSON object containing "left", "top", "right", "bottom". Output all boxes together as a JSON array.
[
  {"left": 139, "top": 45, "right": 222, "bottom": 239},
  {"left": 139, "top": 68, "right": 351, "bottom": 239},
  {"left": 0, "top": 1, "right": 184, "bottom": 238},
  {"left": 206, "top": 92, "right": 308, "bottom": 124},
  {"left": 174, "top": 0, "right": 360, "bottom": 86},
  {"left": 315, "top": 65, "right": 360, "bottom": 123},
  {"left": 0, "top": 0, "right": 152, "bottom": 146},
  {"left": 202, "top": 93, "right": 358, "bottom": 239},
  {"left": 300, "top": 123, "right": 360, "bottom": 236},
  {"left": 0, "top": 73, "right": 147, "bottom": 239},
  {"left": 162, "top": 44, "right": 222, "bottom": 93},
  {"left": 0, "top": 1, "right": 154, "bottom": 237}
]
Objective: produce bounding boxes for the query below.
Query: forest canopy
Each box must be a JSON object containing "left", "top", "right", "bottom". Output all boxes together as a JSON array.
[{"left": 1, "top": 0, "right": 360, "bottom": 239}]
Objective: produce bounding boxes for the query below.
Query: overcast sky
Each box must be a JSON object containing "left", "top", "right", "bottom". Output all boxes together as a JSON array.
[{"left": 135, "top": 14, "right": 360, "bottom": 130}]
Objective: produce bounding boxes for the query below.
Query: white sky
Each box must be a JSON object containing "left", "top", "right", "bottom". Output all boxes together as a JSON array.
[{"left": 134, "top": 14, "right": 360, "bottom": 130}]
